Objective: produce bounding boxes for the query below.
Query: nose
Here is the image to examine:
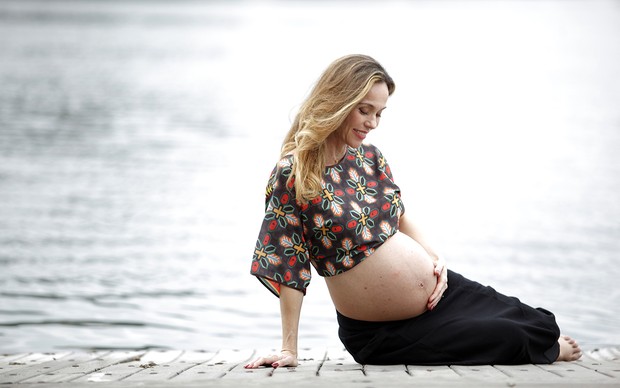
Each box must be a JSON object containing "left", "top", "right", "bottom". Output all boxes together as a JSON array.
[{"left": 365, "top": 116, "right": 378, "bottom": 129}]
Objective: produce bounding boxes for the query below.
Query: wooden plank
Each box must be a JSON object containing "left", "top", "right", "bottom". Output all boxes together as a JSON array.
[
  {"left": 587, "top": 347, "right": 620, "bottom": 362},
  {"left": 0, "top": 352, "right": 72, "bottom": 376},
  {"left": 270, "top": 347, "right": 325, "bottom": 380},
  {"left": 578, "top": 359, "right": 620, "bottom": 378},
  {"left": 171, "top": 349, "right": 254, "bottom": 381},
  {"left": 579, "top": 348, "right": 620, "bottom": 378},
  {"left": 494, "top": 364, "right": 562, "bottom": 381},
  {"left": 223, "top": 348, "right": 278, "bottom": 379},
  {"left": 122, "top": 350, "right": 218, "bottom": 382},
  {"left": 363, "top": 363, "right": 409, "bottom": 376},
  {"left": 537, "top": 361, "right": 615, "bottom": 383},
  {"left": 0, "top": 353, "right": 33, "bottom": 364},
  {"left": 16, "top": 351, "right": 143, "bottom": 384},
  {"left": 450, "top": 365, "right": 510, "bottom": 381},
  {"left": 319, "top": 346, "right": 363, "bottom": 377},
  {"left": 361, "top": 364, "right": 413, "bottom": 387},
  {"left": 407, "top": 365, "right": 461, "bottom": 380},
  {"left": 0, "top": 352, "right": 108, "bottom": 384},
  {"left": 575, "top": 359, "right": 620, "bottom": 379},
  {"left": 70, "top": 349, "right": 187, "bottom": 383},
  {"left": 224, "top": 363, "right": 273, "bottom": 379},
  {"left": 166, "top": 350, "right": 220, "bottom": 378}
]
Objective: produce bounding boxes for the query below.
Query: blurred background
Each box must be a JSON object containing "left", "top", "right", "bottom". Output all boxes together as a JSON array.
[{"left": 0, "top": 0, "right": 618, "bottom": 353}]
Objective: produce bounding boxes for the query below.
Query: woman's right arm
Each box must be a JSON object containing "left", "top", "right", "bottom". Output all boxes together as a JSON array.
[{"left": 244, "top": 285, "right": 304, "bottom": 369}]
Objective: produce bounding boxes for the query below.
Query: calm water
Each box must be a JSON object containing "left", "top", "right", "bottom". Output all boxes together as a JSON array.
[{"left": 1, "top": 0, "right": 619, "bottom": 353}]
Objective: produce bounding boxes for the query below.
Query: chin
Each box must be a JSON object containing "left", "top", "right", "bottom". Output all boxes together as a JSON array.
[{"left": 347, "top": 138, "right": 364, "bottom": 148}]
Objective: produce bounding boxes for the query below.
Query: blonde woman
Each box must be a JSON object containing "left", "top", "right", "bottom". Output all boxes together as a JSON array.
[{"left": 245, "top": 54, "right": 581, "bottom": 368}]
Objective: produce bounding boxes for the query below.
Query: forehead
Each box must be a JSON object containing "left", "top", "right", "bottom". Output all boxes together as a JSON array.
[{"left": 359, "top": 82, "right": 389, "bottom": 108}]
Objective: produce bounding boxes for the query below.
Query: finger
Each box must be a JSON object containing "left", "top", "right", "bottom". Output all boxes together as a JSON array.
[
  {"left": 429, "top": 286, "right": 445, "bottom": 304},
  {"left": 244, "top": 359, "right": 264, "bottom": 369},
  {"left": 428, "top": 284, "right": 448, "bottom": 310},
  {"left": 437, "top": 262, "right": 448, "bottom": 277},
  {"left": 428, "top": 294, "right": 441, "bottom": 310},
  {"left": 429, "top": 277, "right": 448, "bottom": 300},
  {"left": 428, "top": 289, "right": 442, "bottom": 309},
  {"left": 428, "top": 295, "right": 441, "bottom": 310},
  {"left": 245, "top": 355, "right": 278, "bottom": 369},
  {"left": 428, "top": 288, "right": 441, "bottom": 304},
  {"left": 437, "top": 272, "right": 448, "bottom": 289}
]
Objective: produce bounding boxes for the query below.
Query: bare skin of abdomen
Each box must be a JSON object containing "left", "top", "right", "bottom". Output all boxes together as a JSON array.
[{"left": 325, "top": 231, "right": 437, "bottom": 321}]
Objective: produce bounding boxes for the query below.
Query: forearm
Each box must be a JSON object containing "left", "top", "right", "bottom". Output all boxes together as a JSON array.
[
  {"left": 279, "top": 285, "right": 304, "bottom": 356},
  {"left": 244, "top": 285, "right": 303, "bottom": 369}
]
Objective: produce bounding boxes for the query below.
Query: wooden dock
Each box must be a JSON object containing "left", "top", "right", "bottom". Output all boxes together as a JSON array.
[{"left": 1, "top": 346, "right": 619, "bottom": 387}]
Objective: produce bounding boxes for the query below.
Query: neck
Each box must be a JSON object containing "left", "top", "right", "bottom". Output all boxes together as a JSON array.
[{"left": 325, "top": 142, "right": 347, "bottom": 165}]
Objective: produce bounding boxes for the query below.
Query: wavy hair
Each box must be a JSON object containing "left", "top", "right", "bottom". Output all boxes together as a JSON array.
[{"left": 281, "top": 54, "right": 395, "bottom": 203}]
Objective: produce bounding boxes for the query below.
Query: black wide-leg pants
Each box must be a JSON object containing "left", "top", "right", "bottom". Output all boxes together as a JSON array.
[{"left": 337, "top": 270, "right": 560, "bottom": 365}]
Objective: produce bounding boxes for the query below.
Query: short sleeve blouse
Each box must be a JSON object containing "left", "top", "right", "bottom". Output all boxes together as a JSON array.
[{"left": 250, "top": 143, "right": 405, "bottom": 297}]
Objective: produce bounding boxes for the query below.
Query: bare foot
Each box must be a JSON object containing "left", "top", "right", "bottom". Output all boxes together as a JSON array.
[{"left": 556, "top": 335, "right": 582, "bottom": 361}]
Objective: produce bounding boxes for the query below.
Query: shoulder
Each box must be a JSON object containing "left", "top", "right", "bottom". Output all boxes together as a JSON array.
[
  {"left": 267, "top": 155, "right": 294, "bottom": 177},
  {"left": 267, "top": 155, "right": 295, "bottom": 193}
]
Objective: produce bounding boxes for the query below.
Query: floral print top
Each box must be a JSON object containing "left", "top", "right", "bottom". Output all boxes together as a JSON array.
[{"left": 250, "top": 143, "right": 405, "bottom": 297}]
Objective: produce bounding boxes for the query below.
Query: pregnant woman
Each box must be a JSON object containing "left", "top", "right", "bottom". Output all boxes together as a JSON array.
[{"left": 245, "top": 54, "right": 582, "bottom": 368}]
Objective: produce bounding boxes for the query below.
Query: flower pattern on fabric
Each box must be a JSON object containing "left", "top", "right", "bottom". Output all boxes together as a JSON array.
[
  {"left": 346, "top": 202, "right": 373, "bottom": 240},
  {"left": 328, "top": 164, "right": 344, "bottom": 183},
  {"left": 335, "top": 238, "right": 356, "bottom": 269},
  {"left": 346, "top": 169, "right": 377, "bottom": 203},
  {"left": 353, "top": 147, "right": 376, "bottom": 175},
  {"left": 312, "top": 214, "right": 338, "bottom": 249},
  {"left": 320, "top": 182, "right": 345, "bottom": 217},
  {"left": 250, "top": 144, "right": 405, "bottom": 297}
]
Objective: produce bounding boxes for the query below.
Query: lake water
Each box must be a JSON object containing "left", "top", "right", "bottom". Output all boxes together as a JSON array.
[{"left": 1, "top": 0, "right": 619, "bottom": 353}]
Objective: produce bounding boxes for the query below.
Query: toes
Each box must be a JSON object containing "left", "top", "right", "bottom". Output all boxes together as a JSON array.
[{"left": 556, "top": 335, "right": 583, "bottom": 362}]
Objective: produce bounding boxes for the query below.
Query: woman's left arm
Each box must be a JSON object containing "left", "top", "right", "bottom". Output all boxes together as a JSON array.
[{"left": 399, "top": 212, "right": 448, "bottom": 310}]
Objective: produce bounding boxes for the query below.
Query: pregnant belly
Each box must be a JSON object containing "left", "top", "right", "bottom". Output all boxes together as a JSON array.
[{"left": 324, "top": 231, "right": 437, "bottom": 321}]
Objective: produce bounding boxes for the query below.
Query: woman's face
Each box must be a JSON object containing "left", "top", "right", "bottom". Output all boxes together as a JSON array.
[{"left": 339, "top": 81, "right": 390, "bottom": 148}]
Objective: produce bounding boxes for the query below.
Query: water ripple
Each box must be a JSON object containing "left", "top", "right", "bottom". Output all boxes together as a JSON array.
[
  {"left": 0, "top": 290, "right": 198, "bottom": 301},
  {"left": 0, "top": 320, "right": 194, "bottom": 332}
]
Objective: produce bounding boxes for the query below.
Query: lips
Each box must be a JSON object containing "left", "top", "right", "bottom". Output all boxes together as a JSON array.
[{"left": 353, "top": 129, "right": 367, "bottom": 140}]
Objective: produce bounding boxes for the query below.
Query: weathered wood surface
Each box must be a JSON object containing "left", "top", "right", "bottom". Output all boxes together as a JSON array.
[{"left": 1, "top": 346, "right": 619, "bottom": 387}]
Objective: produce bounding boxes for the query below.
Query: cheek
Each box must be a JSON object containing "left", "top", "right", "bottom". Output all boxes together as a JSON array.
[
  {"left": 341, "top": 119, "right": 355, "bottom": 136},
  {"left": 353, "top": 112, "right": 366, "bottom": 125},
  {"left": 344, "top": 118, "right": 359, "bottom": 133},
  {"left": 336, "top": 126, "right": 348, "bottom": 142}
]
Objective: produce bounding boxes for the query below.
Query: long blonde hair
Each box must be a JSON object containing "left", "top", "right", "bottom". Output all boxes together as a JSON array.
[{"left": 282, "top": 54, "right": 396, "bottom": 203}]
